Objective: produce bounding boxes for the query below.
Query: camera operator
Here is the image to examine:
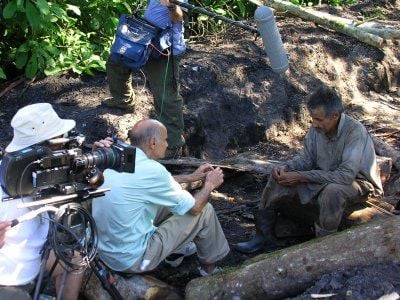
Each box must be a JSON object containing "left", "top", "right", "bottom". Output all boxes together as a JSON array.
[
  {"left": 0, "top": 103, "right": 84, "bottom": 300},
  {"left": 92, "top": 119, "right": 230, "bottom": 276}
]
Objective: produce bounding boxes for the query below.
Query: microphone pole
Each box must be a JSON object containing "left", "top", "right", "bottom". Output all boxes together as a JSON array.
[{"left": 170, "top": 0, "right": 259, "bottom": 35}]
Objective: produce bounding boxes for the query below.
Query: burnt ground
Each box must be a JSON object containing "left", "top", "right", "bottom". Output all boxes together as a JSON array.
[{"left": 1, "top": 0, "right": 400, "bottom": 298}]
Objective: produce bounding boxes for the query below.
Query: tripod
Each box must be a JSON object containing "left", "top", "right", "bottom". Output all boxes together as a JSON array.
[{"left": 15, "top": 195, "right": 123, "bottom": 300}]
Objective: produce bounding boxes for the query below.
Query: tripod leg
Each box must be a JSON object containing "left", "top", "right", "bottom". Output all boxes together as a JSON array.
[
  {"left": 33, "top": 244, "right": 51, "bottom": 300},
  {"left": 56, "top": 270, "right": 68, "bottom": 300},
  {"left": 89, "top": 258, "right": 124, "bottom": 300}
]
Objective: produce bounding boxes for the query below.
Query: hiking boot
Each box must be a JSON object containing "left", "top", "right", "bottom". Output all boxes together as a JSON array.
[
  {"left": 165, "top": 241, "right": 197, "bottom": 267},
  {"left": 198, "top": 266, "right": 222, "bottom": 277},
  {"left": 234, "top": 209, "right": 278, "bottom": 254},
  {"left": 101, "top": 97, "right": 135, "bottom": 112}
]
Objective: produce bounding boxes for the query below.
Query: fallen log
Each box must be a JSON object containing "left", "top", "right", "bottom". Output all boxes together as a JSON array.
[
  {"left": 372, "top": 135, "right": 400, "bottom": 170},
  {"left": 185, "top": 216, "right": 400, "bottom": 300},
  {"left": 355, "top": 23, "right": 400, "bottom": 40},
  {"left": 252, "top": 0, "right": 400, "bottom": 40},
  {"left": 83, "top": 273, "right": 182, "bottom": 300},
  {"left": 160, "top": 156, "right": 280, "bottom": 175},
  {"left": 250, "top": 0, "right": 385, "bottom": 48}
]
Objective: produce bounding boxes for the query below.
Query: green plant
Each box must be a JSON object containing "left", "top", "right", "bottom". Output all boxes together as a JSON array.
[
  {"left": 188, "top": 0, "right": 257, "bottom": 39},
  {"left": 1, "top": 0, "right": 137, "bottom": 80},
  {"left": 363, "top": 6, "right": 388, "bottom": 19}
]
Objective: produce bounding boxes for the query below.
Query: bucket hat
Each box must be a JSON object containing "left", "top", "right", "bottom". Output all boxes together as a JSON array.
[{"left": 5, "top": 103, "right": 76, "bottom": 153}]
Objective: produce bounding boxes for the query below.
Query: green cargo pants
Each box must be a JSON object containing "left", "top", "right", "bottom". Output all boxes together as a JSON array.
[{"left": 106, "top": 55, "right": 185, "bottom": 150}]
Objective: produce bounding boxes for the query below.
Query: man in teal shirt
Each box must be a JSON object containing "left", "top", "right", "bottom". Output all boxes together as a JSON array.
[{"left": 92, "top": 119, "right": 229, "bottom": 275}]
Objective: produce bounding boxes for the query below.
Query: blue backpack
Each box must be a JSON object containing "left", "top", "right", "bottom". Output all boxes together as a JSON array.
[{"left": 110, "top": 14, "right": 171, "bottom": 70}]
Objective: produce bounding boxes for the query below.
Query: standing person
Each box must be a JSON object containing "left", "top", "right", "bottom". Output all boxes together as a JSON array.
[
  {"left": 0, "top": 103, "right": 84, "bottom": 299},
  {"left": 234, "top": 86, "right": 383, "bottom": 254},
  {"left": 104, "top": 0, "right": 188, "bottom": 158},
  {"left": 92, "top": 119, "right": 230, "bottom": 276}
]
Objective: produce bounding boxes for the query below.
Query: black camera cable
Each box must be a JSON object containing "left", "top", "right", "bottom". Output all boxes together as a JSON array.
[{"left": 50, "top": 203, "right": 98, "bottom": 271}]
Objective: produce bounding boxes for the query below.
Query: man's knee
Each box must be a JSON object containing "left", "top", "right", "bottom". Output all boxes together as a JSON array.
[
  {"left": 319, "top": 183, "right": 347, "bottom": 209},
  {"left": 260, "top": 176, "right": 296, "bottom": 209},
  {"left": 202, "top": 203, "right": 215, "bottom": 217}
]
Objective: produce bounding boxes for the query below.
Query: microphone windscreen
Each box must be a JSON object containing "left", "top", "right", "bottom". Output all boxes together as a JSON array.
[{"left": 254, "top": 6, "right": 289, "bottom": 74}]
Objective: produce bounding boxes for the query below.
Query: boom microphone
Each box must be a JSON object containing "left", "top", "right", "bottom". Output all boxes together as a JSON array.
[
  {"left": 254, "top": 6, "right": 289, "bottom": 74},
  {"left": 170, "top": 0, "right": 289, "bottom": 73}
]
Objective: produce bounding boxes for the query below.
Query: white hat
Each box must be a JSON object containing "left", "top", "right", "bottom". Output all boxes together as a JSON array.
[{"left": 5, "top": 103, "right": 76, "bottom": 153}]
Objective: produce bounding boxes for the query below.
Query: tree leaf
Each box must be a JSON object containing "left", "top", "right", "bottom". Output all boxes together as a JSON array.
[
  {"left": 66, "top": 4, "right": 81, "bottom": 16},
  {"left": 17, "top": 42, "right": 30, "bottom": 52},
  {"left": 25, "top": 52, "right": 38, "bottom": 78},
  {"left": 44, "top": 66, "right": 62, "bottom": 76},
  {"left": 26, "top": 0, "right": 41, "bottom": 29},
  {"left": 17, "top": 0, "right": 25, "bottom": 12},
  {"left": 3, "top": 0, "right": 17, "bottom": 19},
  {"left": 0, "top": 68, "right": 6, "bottom": 79},
  {"left": 15, "top": 52, "right": 29, "bottom": 69},
  {"left": 35, "top": 0, "right": 49, "bottom": 15}
]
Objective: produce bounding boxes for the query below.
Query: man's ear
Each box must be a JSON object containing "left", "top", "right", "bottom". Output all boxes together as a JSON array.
[
  {"left": 333, "top": 112, "right": 340, "bottom": 120},
  {"left": 148, "top": 137, "right": 156, "bottom": 150}
]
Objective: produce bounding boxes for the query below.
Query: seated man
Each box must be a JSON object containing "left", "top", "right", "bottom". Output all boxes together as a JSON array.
[
  {"left": 0, "top": 103, "right": 84, "bottom": 299},
  {"left": 92, "top": 119, "right": 230, "bottom": 276},
  {"left": 235, "top": 86, "right": 383, "bottom": 254}
]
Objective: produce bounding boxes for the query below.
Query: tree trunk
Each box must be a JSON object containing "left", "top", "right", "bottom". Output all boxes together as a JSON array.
[
  {"left": 249, "top": 0, "right": 386, "bottom": 48},
  {"left": 372, "top": 136, "right": 400, "bottom": 170},
  {"left": 185, "top": 216, "right": 400, "bottom": 300}
]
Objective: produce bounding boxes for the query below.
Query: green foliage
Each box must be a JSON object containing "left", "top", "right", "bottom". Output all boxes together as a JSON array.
[
  {"left": 189, "top": 0, "right": 257, "bottom": 38},
  {"left": 288, "top": 0, "right": 358, "bottom": 6},
  {"left": 0, "top": 0, "right": 137, "bottom": 80},
  {"left": 363, "top": 6, "right": 388, "bottom": 19}
]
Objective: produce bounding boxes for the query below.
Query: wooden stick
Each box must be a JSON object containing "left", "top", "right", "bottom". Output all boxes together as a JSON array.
[
  {"left": 0, "top": 77, "right": 25, "bottom": 98},
  {"left": 372, "top": 135, "right": 400, "bottom": 170}
]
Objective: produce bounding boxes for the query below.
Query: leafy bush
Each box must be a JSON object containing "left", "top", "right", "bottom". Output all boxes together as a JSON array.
[
  {"left": 188, "top": 0, "right": 257, "bottom": 39},
  {"left": 289, "top": 0, "right": 358, "bottom": 6},
  {"left": 0, "top": 0, "right": 137, "bottom": 80}
]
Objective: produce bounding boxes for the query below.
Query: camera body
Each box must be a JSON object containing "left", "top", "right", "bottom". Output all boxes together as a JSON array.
[{"left": 0, "top": 133, "right": 136, "bottom": 198}]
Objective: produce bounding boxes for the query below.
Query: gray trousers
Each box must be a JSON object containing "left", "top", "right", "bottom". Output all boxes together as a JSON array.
[
  {"left": 124, "top": 203, "right": 230, "bottom": 273},
  {"left": 259, "top": 177, "right": 367, "bottom": 232},
  {"left": 106, "top": 55, "right": 185, "bottom": 149}
]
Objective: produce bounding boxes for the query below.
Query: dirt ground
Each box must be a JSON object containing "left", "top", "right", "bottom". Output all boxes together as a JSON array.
[{"left": 1, "top": 0, "right": 400, "bottom": 298}]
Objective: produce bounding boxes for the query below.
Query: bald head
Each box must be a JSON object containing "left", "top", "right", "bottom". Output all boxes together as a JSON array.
[{"left": 128, "top": 119, "right": 166, "bottom": 150}]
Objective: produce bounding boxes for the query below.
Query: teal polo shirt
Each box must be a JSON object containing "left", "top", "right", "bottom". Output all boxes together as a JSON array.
[{"left": 92, "top": 148, "right": 195, "bottom": 271}]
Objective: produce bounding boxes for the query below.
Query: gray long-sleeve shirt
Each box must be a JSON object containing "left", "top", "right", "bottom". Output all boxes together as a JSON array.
[{"left": 286, "top": 113, "right": 383, "bottom": 204}]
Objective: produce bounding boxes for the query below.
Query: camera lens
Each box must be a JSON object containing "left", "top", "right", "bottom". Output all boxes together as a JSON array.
[{"left": 73, "top": 147, "right": 120, "bottom": 173}]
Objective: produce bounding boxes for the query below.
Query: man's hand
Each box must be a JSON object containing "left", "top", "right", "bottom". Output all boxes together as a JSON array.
[
  {"left": 271, "top": 165, "right": 288, "bottom": 180},
  {"left": 92, "top": 137, "right": 113, "bottom": 151},
  {"left": 191, "top": 163, "right": 214, "bottom": 181},
  {"left": 204, "top": 167, "right": 224, "bottom": 191},
  {"left": 159, "top": 0, "right": 183, "bottom": 23},
  {"left": 276, "top": 171, "right": 306, "bottom": 186},
  {"left": 0, "top": 221, "right": 11, "bottom": 248},
  {"left": 190, "top": 167, "right": 224, "bottom": 215},
  {"left": 160, "top": 0, "right": 174, "bottom": 6}
]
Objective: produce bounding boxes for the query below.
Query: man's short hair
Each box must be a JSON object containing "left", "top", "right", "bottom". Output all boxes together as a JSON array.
[
  {"left": 306, "top": 86, "right": 344, "bottom": 117},
  {"left": 128, "top": 120, "right": 162, "bottom": 148}
]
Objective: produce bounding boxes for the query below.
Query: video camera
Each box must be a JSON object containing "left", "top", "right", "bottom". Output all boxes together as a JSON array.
[{"left": 0, "top": 131, "right": 136, "bottom": 198}]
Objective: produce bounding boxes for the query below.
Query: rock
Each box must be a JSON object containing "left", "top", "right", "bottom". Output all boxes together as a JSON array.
[{"left": 82, "top": 272, "right": 182, "bottom": 300}]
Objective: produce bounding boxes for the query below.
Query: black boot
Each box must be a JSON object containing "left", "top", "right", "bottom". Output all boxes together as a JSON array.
[{"left": 234, "top": 209, "right": 277, "bottom": 254}]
